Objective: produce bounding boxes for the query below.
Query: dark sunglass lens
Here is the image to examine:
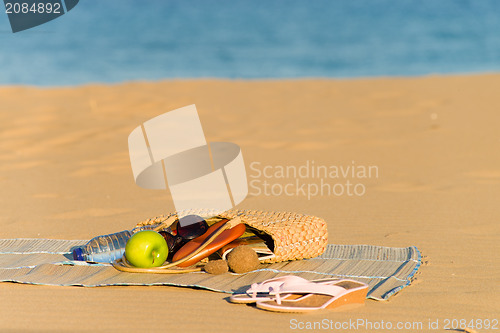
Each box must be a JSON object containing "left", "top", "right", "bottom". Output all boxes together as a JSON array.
[
  {"left": 177, "top": 215, "right": 209, "bottom": 240},
  {"left": 159, "top": 231, "right": 184, "bottom": 253}
]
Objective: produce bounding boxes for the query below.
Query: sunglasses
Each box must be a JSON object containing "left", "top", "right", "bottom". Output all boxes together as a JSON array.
[{"left": 159, "top": 215, "right": 209, "bottom": 257}]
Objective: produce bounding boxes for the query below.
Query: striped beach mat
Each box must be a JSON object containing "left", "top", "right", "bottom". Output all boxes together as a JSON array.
[{"left": 0, "top": 239, "right": 421, "bottom": 301}]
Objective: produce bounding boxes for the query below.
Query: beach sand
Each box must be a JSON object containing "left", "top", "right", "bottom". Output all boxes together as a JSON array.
[{"left": 0, "top": 75, "right": 498, "bottom": 332}]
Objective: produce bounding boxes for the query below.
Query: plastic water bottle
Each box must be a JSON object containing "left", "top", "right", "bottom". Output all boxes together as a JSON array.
[{"left": 72, "top": 225, "right": 161, "bottom": 263}]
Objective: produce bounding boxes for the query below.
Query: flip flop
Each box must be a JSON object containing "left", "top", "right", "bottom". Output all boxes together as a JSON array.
[
  {"left": 230, "top": 275, "right": 310, "bottom": 304},
  {"left": 229, "top": 275, "right": 344, "bottom": 304},
  {"left": 256, "top": 279, "right": 368, "bottom": 313}
]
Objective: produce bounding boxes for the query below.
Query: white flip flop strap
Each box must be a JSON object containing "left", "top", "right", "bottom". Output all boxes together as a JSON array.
[
  {"left": 246, "top": 275, "right": 310, "bottom": 297},
  {"left": 248, "top": 282, "right": 282, "bottom": 298}
]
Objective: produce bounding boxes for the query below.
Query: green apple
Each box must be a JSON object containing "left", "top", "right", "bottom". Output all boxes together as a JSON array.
[{"left": 125, "top": 230, "right": 168, "bottom": 268}]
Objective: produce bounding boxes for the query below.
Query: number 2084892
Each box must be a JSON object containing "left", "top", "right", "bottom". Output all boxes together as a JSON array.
[{"left": 5, "top": 2, "right": 61, "bottom": 14}]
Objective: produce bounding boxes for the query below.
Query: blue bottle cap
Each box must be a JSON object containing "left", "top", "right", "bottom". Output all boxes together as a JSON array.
[{"left": 73, "top": 247, "right": 84, "bottom": 261}]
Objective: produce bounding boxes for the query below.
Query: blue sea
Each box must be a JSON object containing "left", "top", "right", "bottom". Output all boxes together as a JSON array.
[{"left": 1, "top": 0, "right": 500, "bottom": 86}]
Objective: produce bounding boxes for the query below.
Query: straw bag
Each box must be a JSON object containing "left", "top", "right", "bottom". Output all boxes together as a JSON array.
[{"left": 135, "top": 209, "right": 328, "bottom": 264}]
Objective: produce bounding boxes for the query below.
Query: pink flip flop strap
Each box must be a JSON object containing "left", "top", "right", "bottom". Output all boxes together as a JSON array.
[{"left": 270, "top": 284, "right": 347, "bottom": 305}]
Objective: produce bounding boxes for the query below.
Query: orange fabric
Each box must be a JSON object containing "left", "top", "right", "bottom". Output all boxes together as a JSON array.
[{"left": 173, "top": 220, "right": 246, "bottom": 267}]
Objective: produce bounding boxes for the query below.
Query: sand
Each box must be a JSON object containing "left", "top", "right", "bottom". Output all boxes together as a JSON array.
[{"left": 0, "top": 75, "right": 498, "bottom": 332}]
